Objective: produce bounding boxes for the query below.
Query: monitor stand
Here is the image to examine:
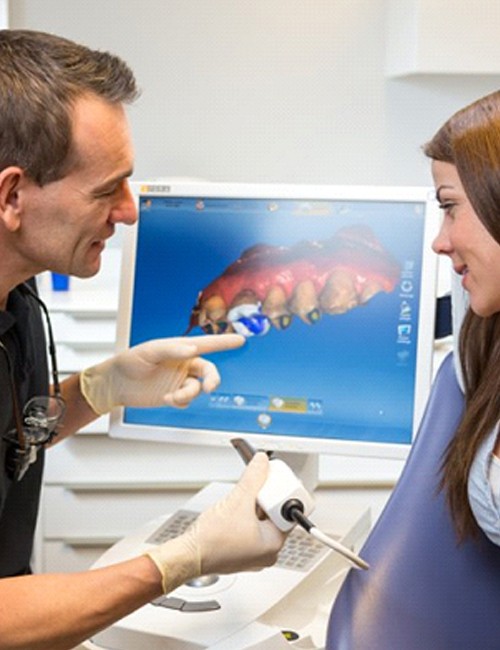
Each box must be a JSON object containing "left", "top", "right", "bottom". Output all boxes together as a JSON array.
[{"left": 87, "top": 481, "right": 370, "bottom": 650}]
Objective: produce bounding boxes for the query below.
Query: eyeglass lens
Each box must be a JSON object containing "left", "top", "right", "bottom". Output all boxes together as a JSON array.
[{"left": 1, "top": 283, "right": 66, "bottom": 481}]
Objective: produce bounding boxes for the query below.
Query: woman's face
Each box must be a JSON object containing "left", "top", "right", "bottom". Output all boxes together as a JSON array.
[{"left": 432, "top": 160, "right": 500, "bottom": 318}]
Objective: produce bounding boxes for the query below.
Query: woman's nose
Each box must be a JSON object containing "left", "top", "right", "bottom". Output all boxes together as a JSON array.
[{"left": 431, "top": 223, "right": 452, "bottom": 256}]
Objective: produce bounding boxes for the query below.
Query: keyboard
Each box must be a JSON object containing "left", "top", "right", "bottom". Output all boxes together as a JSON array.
[{"left": 146, "top": 508, "right": 330, "bottom": 572}]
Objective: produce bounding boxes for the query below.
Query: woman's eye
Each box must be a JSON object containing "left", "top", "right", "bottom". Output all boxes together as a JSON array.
[{"left": 438, "top": 202, "right": 456, "bottom": 214}]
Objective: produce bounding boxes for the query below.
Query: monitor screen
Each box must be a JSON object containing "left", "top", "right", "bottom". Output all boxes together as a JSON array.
[{"left": 110, "top": 182, "right": 439, "bottom": 464}]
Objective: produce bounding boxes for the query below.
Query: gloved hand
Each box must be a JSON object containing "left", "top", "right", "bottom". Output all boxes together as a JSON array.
[
  {"left": 80, "top": 334, "right": 245, "bottom": 415},
  {"left": 146, "top": 452, "right": 287, "bottom": 593}
]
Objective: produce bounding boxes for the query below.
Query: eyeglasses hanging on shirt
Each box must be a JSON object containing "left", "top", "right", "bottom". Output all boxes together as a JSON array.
[{"left": 0, "top": 283, "right": 66, "bottom": 481}]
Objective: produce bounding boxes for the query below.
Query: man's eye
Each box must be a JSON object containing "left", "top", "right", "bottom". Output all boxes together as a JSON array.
[{"left": 95, "top": 188, "right": 116, "bottom": 198}]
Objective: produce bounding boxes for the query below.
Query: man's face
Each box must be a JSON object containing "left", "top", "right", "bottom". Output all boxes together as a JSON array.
[{"left": 15, "top": 94, "right": 137, "bottom": 278}]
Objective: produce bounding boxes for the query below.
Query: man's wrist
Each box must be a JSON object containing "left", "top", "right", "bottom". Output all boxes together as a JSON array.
[
  {"left": 144, "top": 534, "right": 200, "bottom": 595},
  {"left": 79, "top": 363, "right": 114, "bottom": 415}
]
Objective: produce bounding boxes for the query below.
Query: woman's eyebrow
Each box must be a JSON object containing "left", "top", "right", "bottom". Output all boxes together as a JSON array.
[{"left": 435, "top": 184, "right": 454, "bottom": 202}]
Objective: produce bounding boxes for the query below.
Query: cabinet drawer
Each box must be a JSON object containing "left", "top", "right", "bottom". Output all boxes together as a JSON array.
[
  {"left": 77, "top": 415, "right": 110, "bottom": 435},
  {"left": 43, "top": 436, "right": 240, "bottom": 485},
  {"left": 42, "top": 485, "right": 198, "bottom": 539},
  {"left": 56, "top": 344, "right": 115, "bottom": 374},
  {"left": 51, "top": 313, "right": 117, "bottom": 347},
  {"left": 42, "top": 540, "right": 116, "bottom": 574}
]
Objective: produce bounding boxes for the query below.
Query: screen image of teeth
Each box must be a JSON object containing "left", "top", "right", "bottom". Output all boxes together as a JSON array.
[{"left": 127, "top": 196, "right": 425, "bottom": 445}]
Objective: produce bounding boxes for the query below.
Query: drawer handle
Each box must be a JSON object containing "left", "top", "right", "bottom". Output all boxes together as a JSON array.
[
  {"left": 64, "top": 482, "right": 202, "bottom": 493},
  {"left": 61, "top": 536, "right": 119, "bottom": 548}
]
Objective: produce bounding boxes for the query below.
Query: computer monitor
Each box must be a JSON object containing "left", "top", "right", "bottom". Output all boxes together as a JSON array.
[{"left": 110, "top": 181, "right": 440, "bottom": 485}]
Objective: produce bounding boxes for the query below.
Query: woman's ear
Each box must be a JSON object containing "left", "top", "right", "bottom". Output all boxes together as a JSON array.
[{"left": 0, "top": 167, "right": 24, "bottom": 231}]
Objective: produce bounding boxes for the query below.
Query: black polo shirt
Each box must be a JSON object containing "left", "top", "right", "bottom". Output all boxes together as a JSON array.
[{"left": 0, "top": 282, "right": 48, "bottom": 577}]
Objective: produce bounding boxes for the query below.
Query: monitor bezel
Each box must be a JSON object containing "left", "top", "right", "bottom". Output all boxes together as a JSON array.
[{"left": 110, "top": 181, "right": 440, "bottom": 461}]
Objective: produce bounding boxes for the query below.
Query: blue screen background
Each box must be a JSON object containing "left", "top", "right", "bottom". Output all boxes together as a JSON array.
[{"left": 125, "top": 195, "right": 426, "bottom": 446}]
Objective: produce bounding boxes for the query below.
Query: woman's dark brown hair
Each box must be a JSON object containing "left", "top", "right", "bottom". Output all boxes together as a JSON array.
[{"left": 424, "top": 90, "right": 500, "bottom": 540}]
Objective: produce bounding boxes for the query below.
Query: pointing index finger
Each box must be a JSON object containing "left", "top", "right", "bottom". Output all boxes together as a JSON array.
[{"left": 186, "top": 334, "right": 245, "bottom": 355}]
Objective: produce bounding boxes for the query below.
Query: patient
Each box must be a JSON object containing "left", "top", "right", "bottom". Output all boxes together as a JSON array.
[{"left": 424, "top": 90, "right": 500, "bottom": 545}]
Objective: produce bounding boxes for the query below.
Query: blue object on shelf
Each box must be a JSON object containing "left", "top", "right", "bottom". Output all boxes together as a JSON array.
[{"left": 51, "top": 272, "right": 70, "bottom": 291}]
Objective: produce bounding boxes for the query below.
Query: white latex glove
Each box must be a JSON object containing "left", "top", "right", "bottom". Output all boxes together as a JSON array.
[
  {"left": 146, "top": 452, "right": 287, "bottom": 593},
  {"left": 80, "top": 334, "right": 245, "bottom": 415}
]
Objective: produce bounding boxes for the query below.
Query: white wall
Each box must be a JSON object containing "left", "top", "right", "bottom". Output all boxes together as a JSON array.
[{"left": 10, "top": 0, "right": 500, "bottom": 186}]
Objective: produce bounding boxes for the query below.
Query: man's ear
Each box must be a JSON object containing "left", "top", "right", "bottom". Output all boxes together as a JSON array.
[{"left": 0, "top": 166, "right": 25, "bottom": 232}]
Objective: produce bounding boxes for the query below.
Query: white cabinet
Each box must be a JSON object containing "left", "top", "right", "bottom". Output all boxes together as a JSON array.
[{"left": 385, "top": 0, "right": 500, "bottom": 77}]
